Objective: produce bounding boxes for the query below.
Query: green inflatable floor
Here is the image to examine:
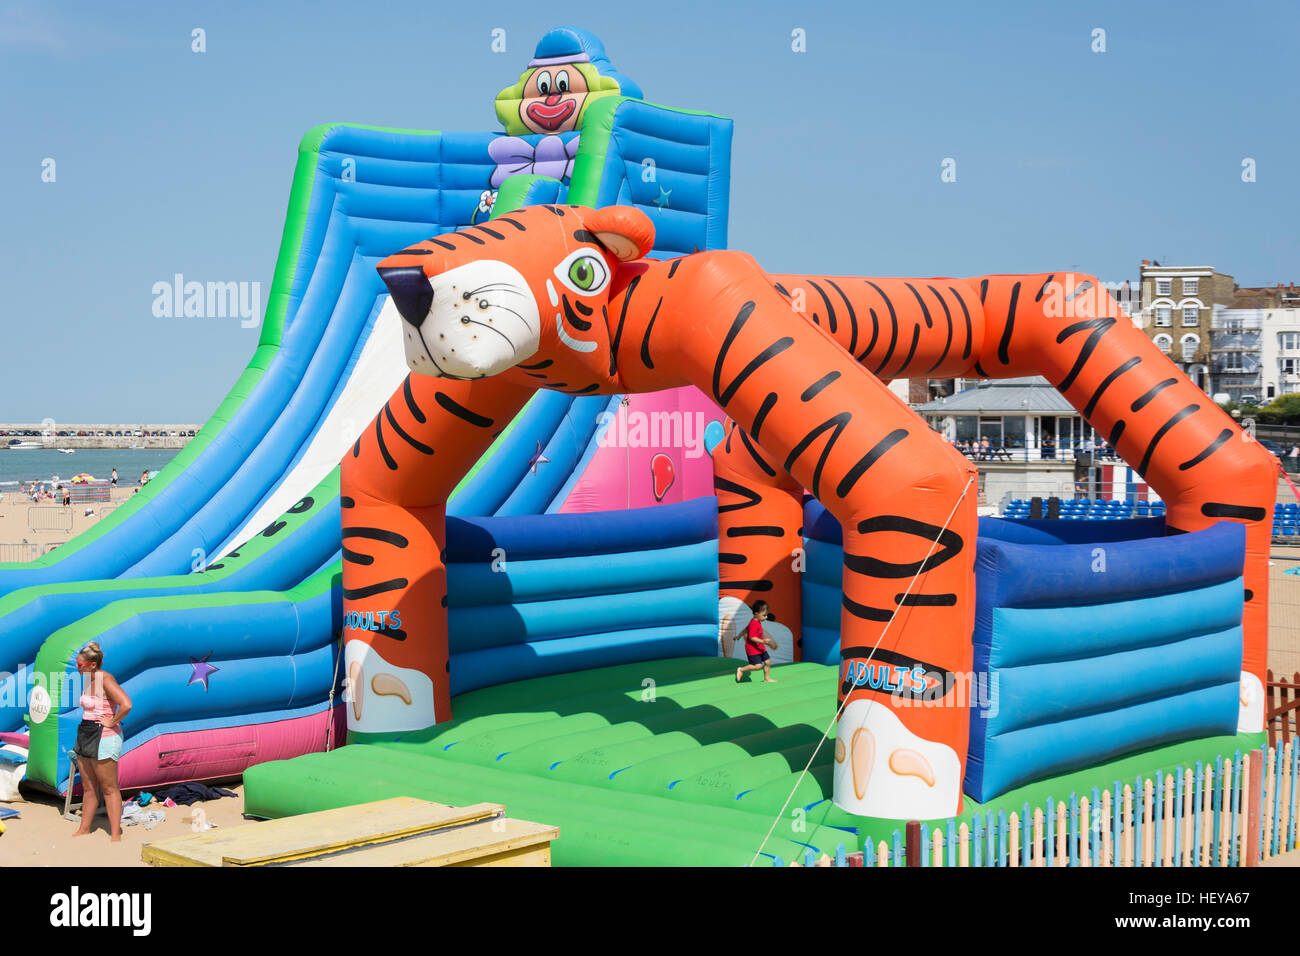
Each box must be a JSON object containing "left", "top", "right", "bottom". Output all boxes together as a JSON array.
[{"left": 242, "top": 658, "right": 1263, "bottom": 866}]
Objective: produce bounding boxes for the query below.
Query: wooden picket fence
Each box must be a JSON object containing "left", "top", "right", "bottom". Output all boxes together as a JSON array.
[
  {"left": 1268, "top": 670, "right": 1300, "bottom": 747},
  {"left": 776, "top": 740, "right": 1300, "bottom": 867}
]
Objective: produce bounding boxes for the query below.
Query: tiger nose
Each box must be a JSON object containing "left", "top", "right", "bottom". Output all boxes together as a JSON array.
[{"left": 378, "top": 266, "right": 434, "bottom": 328}]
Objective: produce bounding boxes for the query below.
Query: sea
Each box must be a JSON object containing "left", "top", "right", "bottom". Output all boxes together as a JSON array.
[{"left": 0, "top": 448, "right": 180, "bottom": 487}]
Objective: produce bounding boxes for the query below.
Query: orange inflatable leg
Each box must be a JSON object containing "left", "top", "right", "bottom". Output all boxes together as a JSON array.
[
  {"left": 341, "top": 373, "right": 531, "bottom": 734},
  {"left": 713, "top": 418, "right": 804, "bottom": 660}
]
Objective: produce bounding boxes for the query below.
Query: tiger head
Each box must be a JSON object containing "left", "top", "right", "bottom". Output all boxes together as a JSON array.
[{"left": 376, "top": 205, "right": 654, "bottom": 390}]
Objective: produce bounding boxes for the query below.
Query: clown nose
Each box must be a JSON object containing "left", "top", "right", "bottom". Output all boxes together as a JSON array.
[{"left": 378, "top": 266, "right": 434, "bottom": 328}]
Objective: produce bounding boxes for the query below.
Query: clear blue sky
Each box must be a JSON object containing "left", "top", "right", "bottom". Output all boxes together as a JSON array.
[{"left": 2, "top": 0, "right": 1296, "bottom": 422}]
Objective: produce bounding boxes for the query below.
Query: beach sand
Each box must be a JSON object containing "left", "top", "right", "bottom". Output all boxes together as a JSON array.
[
  {"left": 1, "top": 782, "right": 249, "bottom": 867},
  {"left": 0, "top": 484, "right": 139, "bottom": 563}
]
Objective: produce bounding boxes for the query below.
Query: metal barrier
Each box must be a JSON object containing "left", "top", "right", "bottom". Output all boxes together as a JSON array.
[
  {"left": 0, "top": 542, "right": 48, "bottom": 563},
  {"left": 27, "top": 506, "right": 73, "bottom": 533}
]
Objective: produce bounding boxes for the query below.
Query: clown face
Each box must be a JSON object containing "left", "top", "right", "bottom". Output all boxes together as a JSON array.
[{"left": 518, "top": 65, "right": 590, "bottom": 134}]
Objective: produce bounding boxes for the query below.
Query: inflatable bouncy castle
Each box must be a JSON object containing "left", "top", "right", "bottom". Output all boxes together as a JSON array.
[{"left": 5, "top": 26, "right": 1276, "bottom": 865}]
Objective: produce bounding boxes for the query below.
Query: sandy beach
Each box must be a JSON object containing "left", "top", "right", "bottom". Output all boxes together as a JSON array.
[
  {"left": 0, "top": 483, "right": 141, "bottom": 563},
  {"left": 1, "top": 782, "right": 249, "bottom": 866}
]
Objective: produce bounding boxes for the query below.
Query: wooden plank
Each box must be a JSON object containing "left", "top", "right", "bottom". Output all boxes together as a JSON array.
[
  {"left": 1142, "top": 778, "right": 1154, "bottom": 867},
  {"left": 1162, "top": 774, "right": 1174, "bottom": 867},
  {"left": 958, "top": 822, "right": 970, "bottom": 868},
  {"left": 1245, "top": 750, "right": 1261, "bottom": 867},
  {"left": 1100, "top": 788, "right": 1113, "bottom": 868},
  {"left": 905, "top": 820, "right": 921, "bottom": 868},
  {"left": 1078, "top": 798, "right": 1090, "bottom": 868},
  {"left": 142, "top": 798, "right": 503, "bottom": 867},
  {"left": 932, "top": 827, "right": 943, "bottom": 868},
  {"left": 1122, "top": 784, "right": 1134, "bottom": 868},
  {"left": 1182, "top": 768, "right": 1194, "bottom": 868},
  {"left": 1009, "top": 812, "right": 1019, "bottom": 868},
  {"left": 296, "top": 819, "right": 558, "bottom": 867}
]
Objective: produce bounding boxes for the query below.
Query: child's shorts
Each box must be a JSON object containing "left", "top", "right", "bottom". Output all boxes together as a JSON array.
[
  {"left": 747, "top": 651, "right": 770, "bottom": 665},
  {"left": 98, "top": 733, "right": 122, "bottom": 762}
]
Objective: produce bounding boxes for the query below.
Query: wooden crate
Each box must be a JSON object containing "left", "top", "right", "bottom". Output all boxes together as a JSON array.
[{"left": 142, "top": 797, "right": 558, "bottom": 868}]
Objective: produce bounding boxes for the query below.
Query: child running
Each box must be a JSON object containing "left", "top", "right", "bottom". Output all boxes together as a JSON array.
[{"left": 735, "top": 600, "right": 778, "bottom": 683}]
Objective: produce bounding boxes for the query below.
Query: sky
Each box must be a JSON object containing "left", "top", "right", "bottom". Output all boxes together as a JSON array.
[{"left": 1, "top": 0, "right": 1296, "bottom": 422}]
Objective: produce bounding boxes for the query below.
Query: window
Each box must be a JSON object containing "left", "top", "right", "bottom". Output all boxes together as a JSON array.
[
  {"left": 1155, "top": 307, "right": 1172, "bottom": 327},
  {"left": 1154, "top": 333, "right": 1172, "bottom": 353},
  {"left": 1181, "top": 334, "right": 1199, "bottom": 362},
  {"left": 1182, "top": 306, "right": 1199, "bottom": 326},
  {"left": 1282, "top": 358, "right": 1299, "bottom": 375},
  {"left": 1221, "top": 352, "right": 1244, "bottom": 371},
  {"left": 1182, "top": 278, "right": 1199, "bottom": 295},
  {"left": 1280, "top": 332, "right": 1300, "bottom": 352},
  {"left": 1156, "top": 278, "right": 1172, "bottom": 295}
]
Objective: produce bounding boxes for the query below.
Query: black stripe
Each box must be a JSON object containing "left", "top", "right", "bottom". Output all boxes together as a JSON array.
[
  {"left": 429, "top": 238, "right": 456, "bottom": 251},
  {"left": 374, "top": 415, "right": 397, "bottom": 471},
  {"left": 609, "top": 274, "right": 641, "bottom": 376},
  {"left": 895, "top": 593, "right": 957, "bottom": 607},
  {"left": 1108, "top": 420, "right": 1126, "bottom": 449},
  {"left": 668, "top": 258, "right": 683, "bottom": 279},
  {"left": 783, "top": 412, "right": 852, "bottom": 499},
  {"left": 495, "top": 217, "right": 527, "bottom": 232},
  {"left": 402, "top": 376, "right": 427, "bottom": 423},
  {"left": 718, "top": 553, "right": 747, "bottom": 565},
  {"left": 904, "top": 282, "right": 933, "bottom": 329},
  {"left": 472, "top": 225, "right": 505, "bottom": 240},
  {"left": 1201, "top": 502, "right": 1267, "bottom": 522},
  {"left": 826, "top": 279, "right": 858, "bottom": 356},
  {"left": 714, "top": 475, "right": 763, "bottom": 513},
  {"left": 843, "top": 515, "right": 964, "bottom": 579},
  {"left": 857, "top": 307, "right": 881, "bottom": 363},
  {"left": 384, "top": 629, "right": 407, "bottom": 642},
  {"left": 397, "top": 247, "right": 432, "bottom": 256},
  {"left": 1131, "top": 378, "right": 1178, "bottom": 412},
  {"left": 1083, "top": 357, "right": 1141, "bottom": 419},
  {"left": 342, "top": 527, "right": 409, "bottom": 547},
  {"left": 385, "top": 403, "right": 434, "bottom": 455},
  {"left": 808, "top": 279, "right": 837, "bottom": 334},
  {"left": 566, "top": 384, "right": 601, "bottom": 394},
  {"left": 973, "top": 360, "right": 990, "bottom": 378},
  {"left": 979, "top": 278, "right": 989, "bottom": 303},
  {"left": 542, "top": 205, "right": 565, "bottom": 217},
  {"left": 1137, "top": 404, "right": 1199, "bottom": 475},
  {"left": 801, "top": 371, "right": 841, "bottom": 402},
  {"left": 866, "top": 281, "right": 899, "bottom": 376},
  {"left": 1035, "top": 274, "right": 1055, "bottom": 302},
  {"left": 343, "top": 579, "right": 409, "bottom": 600},
  {"left": 739, "top": 428, "right": 778, "bottom": 477},
  {"left": 836, "top": 428, "right": 908, "bottom": 499},
  {"left": 340, "top": 496, "right": 355, "bottom": 509},
  {"left": 523, "top": 371, "right": 549, "bottom": 379},
  {"left": 352, "top": 438, "right": 361, "bottom": 458},
  {"left": 573, "top": 299, "right": 594, "bottom": 316},
  {"left": 751, "top": 392, "right": 778, "bottom": 441},
  {"left": 727, "top": 526, "right": 785, "bottom": 537},
  {"left": 1244, "top": 589, "right": 1253, "bottom": 602},
  {"left": 950, "top": 286, "right": 974, "bottom": 361},
  {"left": 341, "top": 547, "right": 374, "bottom": 566},
  {"left": 893, "top": 324, "right": 920, "bottom": 377},
  {"left": 712, "top": 301, "right": 795, "bottom": 406},
  {"left": 573, "top": 229, "right": 601, "bottom": 246},
  {"left": 728, "top": 579, "right": 774, "bottom": 592},
  {"left": 1179, "top": 429, "right": 1233, "bottom": 471},
  {"left": 517, "top": 359, "right": 553, "bottom": 370},
  {"left": 997, "top": 281, "right": 1020, "bottom": 365},
  {"left": 640, "top": 298, "right": 663, "bottom": 370},
  {"left": 459, "top": 231, "right": 486, "bottom": 245},
  {"left": 434, "top": 391, "right": 493, "bottom": 428},
  {"left": 926, "top": 285, "right": 954, "bottom": 374},
  {"left": 774, "top": 281, "right": 790, "bottom": 298},
  {"left": 562, "top": 295, "right": 593, "bottom": 332},
  {"left": 842, "top": 594, "right": 893, "bottom": 622},
  {"left": 1056, "top": 317, "right": 1117, "bottom": 393}
]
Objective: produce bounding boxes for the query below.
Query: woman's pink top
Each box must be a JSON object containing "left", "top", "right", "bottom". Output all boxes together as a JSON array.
[{"left": 80, "top": 692, "right": 120, "bottom": 737}]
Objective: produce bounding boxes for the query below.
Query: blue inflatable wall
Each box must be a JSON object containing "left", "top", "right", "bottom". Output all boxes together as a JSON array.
[
  {"left": 966, "top": 518, "right": 1245, "bottom": 801},
  {"left": 444, "top": 498, "right": 720, "bottom": 695},
  {"left": 801, "top": 499, "right": 844, "bottom": 667}
]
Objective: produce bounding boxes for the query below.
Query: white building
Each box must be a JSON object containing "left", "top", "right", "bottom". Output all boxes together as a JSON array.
[{"left": 1214, "top": 306, "right": 1300, "bottom": 403}]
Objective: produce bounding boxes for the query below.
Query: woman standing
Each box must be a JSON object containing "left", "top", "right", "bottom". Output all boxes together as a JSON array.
[{"left": 71, "top": 642, "right": 132, "bottom": 842}]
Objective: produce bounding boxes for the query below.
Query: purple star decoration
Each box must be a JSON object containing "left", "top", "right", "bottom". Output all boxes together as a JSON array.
[
  {"left": 488, "top": 134, "right": 580, "bottom": 189},
  {"left": 188, "top": 652, "right": 219, "bottom": 692}
]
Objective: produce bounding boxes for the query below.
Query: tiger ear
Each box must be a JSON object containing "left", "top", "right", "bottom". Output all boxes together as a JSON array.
[{"left": 582, "top": 205, "right": 655, "bottom": 261}]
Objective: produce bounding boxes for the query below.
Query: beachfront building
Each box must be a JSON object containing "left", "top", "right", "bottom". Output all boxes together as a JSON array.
[
  {"left": 1211, "top": 299, "right": 1300, "bottom": 404},
  {"left": 1137, "top": 262, "right": 1236, "bottom": 393}
]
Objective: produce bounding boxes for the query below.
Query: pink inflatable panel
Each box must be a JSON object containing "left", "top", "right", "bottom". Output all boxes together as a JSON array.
[
  {"left": 559, "top": 386, "right": 725, "bottom": 513},
  {"left": 103, "top": 705, "right": 347, "bottom": 794}
]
